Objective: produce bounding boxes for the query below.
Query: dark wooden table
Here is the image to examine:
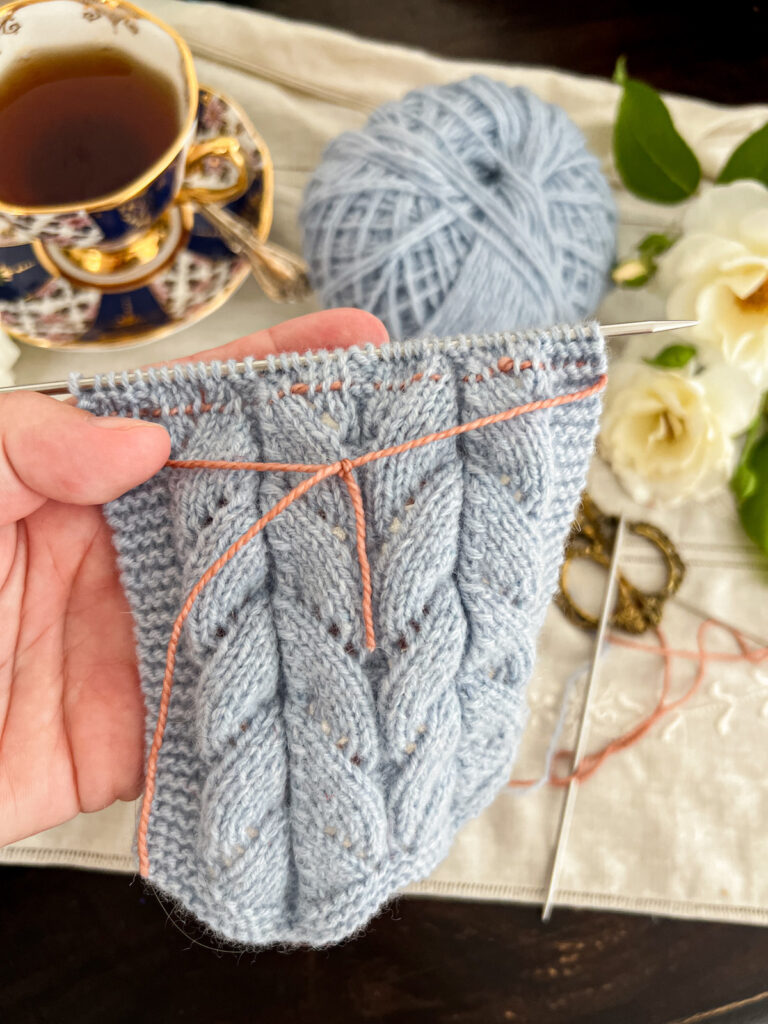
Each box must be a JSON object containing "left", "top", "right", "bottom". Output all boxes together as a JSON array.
[{"left": 4, "top": 3, "right": 768, "bottom": 1022}]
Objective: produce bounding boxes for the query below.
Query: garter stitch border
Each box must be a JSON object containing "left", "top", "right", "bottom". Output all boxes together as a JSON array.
[{"left": 73, "top": 323, "right": 605, "bottom": 948}]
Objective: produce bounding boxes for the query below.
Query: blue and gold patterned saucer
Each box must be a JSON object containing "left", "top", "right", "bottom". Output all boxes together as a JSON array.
[{"left": 0, "top": 87, "right": 272, "bottom": 350}]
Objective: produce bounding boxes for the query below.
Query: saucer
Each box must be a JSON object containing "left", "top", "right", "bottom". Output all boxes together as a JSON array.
[{"left": 0, "top": 87, "right": 273, "bottom": 350}]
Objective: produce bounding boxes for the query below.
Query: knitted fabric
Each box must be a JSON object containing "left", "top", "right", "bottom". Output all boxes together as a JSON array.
[{"left": 73, "top": 323, "right": 605, "bottom": 948}]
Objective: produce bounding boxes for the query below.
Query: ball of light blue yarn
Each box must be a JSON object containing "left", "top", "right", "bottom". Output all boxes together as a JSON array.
[{"left": 301, "top": 76, "right": 616, "bottom": 340}]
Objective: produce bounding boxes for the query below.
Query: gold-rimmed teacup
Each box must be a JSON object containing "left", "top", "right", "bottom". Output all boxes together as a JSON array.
[{"left": 0, "top": 0, "right": 247, "bottom": 250}]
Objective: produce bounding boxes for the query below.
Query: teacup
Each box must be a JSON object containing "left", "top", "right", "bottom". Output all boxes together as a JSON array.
[{"left": 0, "top": 0, "right": 246, "bottom": 250}]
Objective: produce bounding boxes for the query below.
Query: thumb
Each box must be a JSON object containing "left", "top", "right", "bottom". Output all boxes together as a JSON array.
[{"left": 0, "top": 391, "right": 170, "bottom": 524}]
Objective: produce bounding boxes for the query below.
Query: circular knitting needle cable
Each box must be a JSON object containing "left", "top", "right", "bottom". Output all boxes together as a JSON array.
[{"left": 541, "top": 514, "right": 626, "bottom": 922}]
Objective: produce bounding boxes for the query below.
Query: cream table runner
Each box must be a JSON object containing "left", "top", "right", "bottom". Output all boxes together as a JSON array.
[{"left": 4, "top": 0, "right": 768, "bottom": 927}]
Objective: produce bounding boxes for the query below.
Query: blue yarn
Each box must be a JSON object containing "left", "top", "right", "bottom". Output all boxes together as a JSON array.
[
  {"left": 73, "top": 323, "right": 605, "bottom": 948},
  {"left": 301, "top": 76, "right": 616, "bottom": 340}
]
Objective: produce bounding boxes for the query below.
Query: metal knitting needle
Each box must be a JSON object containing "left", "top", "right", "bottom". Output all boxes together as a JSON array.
[
  {"left": 541, "top": 514, "right": 627, "bottom": 922},
  {"left": 0, "top": 320, "right": 698, "bottom": 396}
]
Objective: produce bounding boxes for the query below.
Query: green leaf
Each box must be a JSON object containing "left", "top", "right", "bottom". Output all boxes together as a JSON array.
[
  {"left": 637, "top": 232, "right": 676, "bottom": 259},
  {"left": 717, "top": 122, "right": 768, "bottom": 187},
  {"left": 612, "top": 59, "right": 701, "bottom": 203},
  {"left": 737, "top": 467, "right": 768, "bottom": 553},
  {"left": 613, "top": 231, "right": 678, "bottom": 288},
  {"left": 731, "top": 412, "right": 764, "bottom": 502},
  {"left": 731, "top": 457, "right": 758, "bottom": 504},
  {"left": 732, "top": 401, "right": 768, "bottom": 556},
  {"left": 644, "top": 343, "right": 697, "bottom": 369}
]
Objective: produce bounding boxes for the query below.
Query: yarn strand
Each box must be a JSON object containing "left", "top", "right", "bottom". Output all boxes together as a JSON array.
[
  {"left": 338, "top": 459, "right": 376, "bottom": 652},
  {"left": 509, "top": 618, "right": 768, "bottom": 790},
  {"left": 137, "top": 374, "right": 606, "bottom": 878}
]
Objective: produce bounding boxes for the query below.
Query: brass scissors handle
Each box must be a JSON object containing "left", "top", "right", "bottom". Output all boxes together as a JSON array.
[{"left": 555, "top": 494, "right": 685, "bottom": 634}]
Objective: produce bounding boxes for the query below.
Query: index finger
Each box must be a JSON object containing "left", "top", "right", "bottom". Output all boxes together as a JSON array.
[
  {"left": 62, "top": 307, "right": 388, "bottom": 405},
  {"left": 156, "top": 308, "right": 389, "bottom": 368}
]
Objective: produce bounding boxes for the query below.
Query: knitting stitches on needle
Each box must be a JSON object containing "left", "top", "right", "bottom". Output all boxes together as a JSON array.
[{"left": 73, "top": 324, "right": 605, "bottom": 948}]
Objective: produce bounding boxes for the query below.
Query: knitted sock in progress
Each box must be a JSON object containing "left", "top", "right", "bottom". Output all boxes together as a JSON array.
[{"left": 74, "top": 324, "right": 605, "bottom": 947}]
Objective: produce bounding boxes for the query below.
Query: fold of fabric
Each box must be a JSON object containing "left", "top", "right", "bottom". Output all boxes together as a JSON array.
[{"left": 73, "top": 323, "right": 605, "bottom": 946}]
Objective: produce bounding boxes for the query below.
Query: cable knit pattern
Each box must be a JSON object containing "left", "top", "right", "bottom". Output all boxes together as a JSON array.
[{"left": 73, "top": 323, "right": 605, "bottom": 947}]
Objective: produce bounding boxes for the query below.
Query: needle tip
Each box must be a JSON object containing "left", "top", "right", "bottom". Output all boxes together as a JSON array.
[
  {"left": 655, "top": 319, "right": 698, "bottom": 333},
  {"left": 600, "top": 320, "right": 699, "bottom": 339}
]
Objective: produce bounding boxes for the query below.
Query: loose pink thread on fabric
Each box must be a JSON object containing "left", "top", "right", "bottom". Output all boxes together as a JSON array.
[
  {"left": 136, "top": 373, "right": 607, "bottom": 877},
  {"left": 508, "top": 618, "right": 768, "bottom": 789}
]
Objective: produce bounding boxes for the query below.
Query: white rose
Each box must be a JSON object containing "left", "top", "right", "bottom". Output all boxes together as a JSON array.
[
  {"left": 0, "top": 327, "right": 18, "bottom": 388},
  {"left": 657, "top": 180, "right": 768, "bottom": 385},
  {"left": 600, "top": 360, "right": 761, "bottom": 507}
]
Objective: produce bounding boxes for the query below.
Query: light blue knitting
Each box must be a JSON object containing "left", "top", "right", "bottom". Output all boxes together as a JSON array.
[{"left": 73, "top": 323, "right": 605, "bottom": 948}]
